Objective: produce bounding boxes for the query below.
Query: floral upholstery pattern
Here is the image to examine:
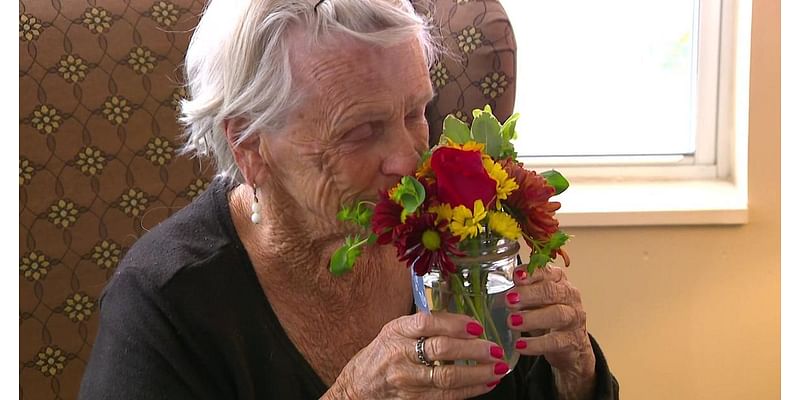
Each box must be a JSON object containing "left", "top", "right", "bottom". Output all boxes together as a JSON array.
[{"left": 19, "top": 1, "right": 515, "bottom": 399}]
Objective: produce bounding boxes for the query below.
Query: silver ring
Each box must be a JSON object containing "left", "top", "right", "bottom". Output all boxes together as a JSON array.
[{"left": 416, "top": 337, "right": 434, "bottom": 367}]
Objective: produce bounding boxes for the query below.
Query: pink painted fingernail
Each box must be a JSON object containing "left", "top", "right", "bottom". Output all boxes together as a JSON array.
[
  {"left": 494, "top": 362, "right": 509, "bottom": 375},
  {"left": 506, "top": 292, "right": 520, "bottom": 304},
  {"left": 487, "top": 380, "right": 501, "bottom": 387},
  {"left": 515, "top": 340, "right": 528, "bottom": 350},
  {"left": 490, "top": 345, "right": 504, "bottom": 359},
  {"left": 515, "top": 269, "right": 527, "bottom": 280},
  {"left": 466, "top": 322, "right": 484, "bottom": 336},
  {"left": 510, "top": 314, "right": 523, "bottom": 327}
]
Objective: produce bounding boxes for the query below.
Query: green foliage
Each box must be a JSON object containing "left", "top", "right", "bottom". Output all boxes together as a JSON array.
[
  {"left": 337, "top": 201, "right": 374, "bottom": 229},
  {"left": 541, "top": 170, "right": 569, "bottom": 195},
  {"left": 330, "top": 235, "right": 367, "bottom": 276},
  {"left": 390, "top": 176, "right": 426, "bottom": 219},
  {"left": 442, "top": 116, "right": 471, "bottom": 144},
  {"left": 471, "top": 105, "right": 503, "bottom": 158},
  {"left": 526, "top": 230, "right": 572, "bottom": 272}
]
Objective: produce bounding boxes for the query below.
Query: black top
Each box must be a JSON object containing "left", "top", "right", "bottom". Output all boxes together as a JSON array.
[{"left": 79, "top": 178, "right": 619, "bottom": 399}]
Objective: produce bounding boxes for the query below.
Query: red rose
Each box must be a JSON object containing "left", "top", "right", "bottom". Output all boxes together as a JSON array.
[{"left": 430, "top": 147, "right": 496, "bottom": 208}]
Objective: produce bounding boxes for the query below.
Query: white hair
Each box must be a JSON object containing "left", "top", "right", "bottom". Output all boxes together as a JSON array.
[{"left": 179, "top": 0, "right": 440, "bottom": 182}]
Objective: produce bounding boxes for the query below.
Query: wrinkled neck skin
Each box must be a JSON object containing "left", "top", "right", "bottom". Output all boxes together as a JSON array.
[{"left": 228, "top": 182, "right": 411, "bottom": 316}]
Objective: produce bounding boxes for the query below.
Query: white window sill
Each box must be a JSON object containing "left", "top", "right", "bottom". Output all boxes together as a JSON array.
[{"left": 554, "top": 179, "right": 749, "bottom": 227}]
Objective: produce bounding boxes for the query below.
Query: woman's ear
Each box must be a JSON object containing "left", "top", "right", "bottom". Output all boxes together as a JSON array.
[{"left": 224, "top": 118, "right": 269, "bottom": 186}]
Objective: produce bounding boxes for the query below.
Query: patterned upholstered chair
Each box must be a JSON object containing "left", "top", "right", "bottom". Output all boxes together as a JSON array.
[{"left": 19, "top": 1, "right": 515, "bottom": 398}]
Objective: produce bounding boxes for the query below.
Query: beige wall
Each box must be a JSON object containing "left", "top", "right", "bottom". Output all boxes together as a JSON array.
[{"left": 557, "top": 1, "right": 780, "bottom": 398}]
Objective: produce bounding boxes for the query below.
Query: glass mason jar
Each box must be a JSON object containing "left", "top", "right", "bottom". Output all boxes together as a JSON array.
[{"left": 422, "top": 234, "right": 521, "bottom": 372}]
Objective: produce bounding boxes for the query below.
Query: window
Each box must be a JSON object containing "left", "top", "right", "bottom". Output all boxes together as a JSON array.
[{"left": 502, "top": 0, "right": 751, "bottom": 226}]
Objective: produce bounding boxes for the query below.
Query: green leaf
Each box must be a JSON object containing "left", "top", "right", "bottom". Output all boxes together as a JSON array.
[
  {"left": 442, "top": 115, "right": 471, "bottom": 144},
  {"left": 336, "top": 207, "right": 352, "bottom": 222},
  {"left": 528, "top": 253, "right": 550, "bottom": 271},
  {"left": 390, "top": 176, "right": 426, "bottom": 215},
  {"left": 330, "top": 244, "right": 354, "bottom": 276},
  {"left": 471, "top": 109, "right": 502, "bottom": 158},
  {"left": 355, "top": 205, "right": 373, "bottom": 227},
  {"left": 547, "top": 230, "right": 570, "bottom": 249},
  {"left": 541, "top": 170, "right": 570, "bottom": 195},
  {"left": 500, "top": 113, "right": 520, "bottom": 141}
]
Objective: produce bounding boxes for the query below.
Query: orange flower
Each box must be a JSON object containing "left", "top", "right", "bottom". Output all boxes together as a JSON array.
[{"left": 499, "top": 159, "right": 560, "bottom": 242}]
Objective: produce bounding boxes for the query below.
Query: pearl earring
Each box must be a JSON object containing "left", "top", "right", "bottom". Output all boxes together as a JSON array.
[{"left": 250, "top": 185, "right": 262, "bottom": 224}]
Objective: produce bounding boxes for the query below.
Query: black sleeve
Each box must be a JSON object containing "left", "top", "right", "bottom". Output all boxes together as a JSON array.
[
  {"left": 474, "top": 333, "right": 619, "bottom": 400},
  {"left": 78, "top": 270, "right": 216, "bottom": 400}
]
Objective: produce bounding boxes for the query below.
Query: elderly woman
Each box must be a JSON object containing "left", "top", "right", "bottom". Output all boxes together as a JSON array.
[{"left": 80, "top": 0, "right": 617, "bottom": 399}]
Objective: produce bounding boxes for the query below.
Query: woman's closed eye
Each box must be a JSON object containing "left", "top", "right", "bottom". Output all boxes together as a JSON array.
[
  {"left": 342, "top": 122, "right": 379, "bottom": 142},
  {"left": 405, "top": 107, "right": 426, "bottom": 123}
]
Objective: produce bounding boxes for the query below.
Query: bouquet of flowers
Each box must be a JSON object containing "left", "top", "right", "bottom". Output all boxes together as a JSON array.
[
  {"left": 330, "top": 105, "right": 570, "bottom": 278},
  {"left": 330, "top": 105, "right": 570, "bottom": 366}
]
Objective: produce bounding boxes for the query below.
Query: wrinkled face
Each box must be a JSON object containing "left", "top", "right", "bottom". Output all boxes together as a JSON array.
[{"left": 260, "top": 35, "right": 433, "bottom": 231}]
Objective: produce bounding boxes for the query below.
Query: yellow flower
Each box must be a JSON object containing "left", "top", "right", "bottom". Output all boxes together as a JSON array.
[
  {"left": 102, "top": 96, "right": 132, "bottom": 125},
  {"left": 20, "top": 158, "right": 35, "bottom": 186},
  {"left": 480, "top": 72, "right": 508, "bottom": 99},
  {"left": 457, "top": 26, "right": 483, "bottom": 54},
  {"left": 20, "top": 251, "right": 51, "bottom": 282},
  {"left": 47, "top": 199, "right": 80, "bottom": 228},
  {"left": 450, "top": 199, "right": 487, "bottom": 240},
  {"left": 91, "top": 240, "right": 121, "bottom": 270},
  {"left": 82, "top": 7, "right": 112, "bottom": 34},
  {"left": 57, "top": 54, "right": 89, "bottom": 83},
  {"left": 127, "top": 47, "right": 156, "bottom": 74},
  {"left": 151, "top": 1, "right": 180, "bottom": 27},
  {"left": 442, "top": 139, "right": 486, "bottom": 153},
  {"left": 74, "top": 146, "right": 107, "bottom": 176},
  {"left": 34, "top": 346, "right": 67, "bottom": 377},
  {"left": 20, "top": 13, "right": 43, "bottom": 42},
  {"left": 63, "top": 293, "right": 95, "bottom": 322},
  {"left": 415, "top": 156, "right": 433, "bottom": 180},
  {"left": 29, "top": 104, "right": 62, "bottom": 135},
  {"left": 119, "top": 188, "right": 149, "bottom": 217},
  {"left": 428, "top": 203, "right": 453, "bottom": 224},
  {"left": 482, "top": 158, "right": 518, "bottom": 207},
  {"left": 488, "top": 211, "right": 521, "bottom": 240},
  {"left": 145, "top": 136, "right": 174, "bottom": 166},
  {"left": 430, "top": 61, "right": 449, "bottom": 89}
]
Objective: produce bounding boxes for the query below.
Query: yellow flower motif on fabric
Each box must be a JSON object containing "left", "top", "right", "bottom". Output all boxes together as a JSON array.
[
  {"left": 20, "top": 251, "right": 51, "bottom": 282},
  {"left": 102, "top": 96, "right": 132, "bottom": 125},
  {"left": 171, "top": 86, "right": 187, "bottom": 113},
  {"left": 74, "top": 146, "right": 107, "bottom": 176},
  {"left": 430, "top": 61, "right": 450, "bottom": 89},
  {"left": 487, "top": 211, "right": 521, "bottom": 240},
  {"left": 186, "top": 178, "right": 209, "bottom": 200},
  {"left": 128, "top": 47, "right": 157, "bottom": 75},
  {"left": 20, "top": 14, "right": 43, "bottom": 42},
  {"left": 450, "top": 110, "right": 469, "bottom": 124},
  {"left": 457, "top": 26, "right": 483, "bottom": 55},
  {"left": 119, "top": 188, "right": 149, "bottom": 217},
  {"left": 82, "top": 7, "right": 112, "bottom": 34},
  {"left": 34, "top": 346, "right": 67, "bottom": 377},
  {"left": 480, "top": 72, "right": 508, "bottom": 99},
  {"left": 151, "top": 1, "right": 180, "bottom": 27},
  {"left": 482, "top": 158, "right": 518, "bottom": 207},
  {"left": 91, "top": 240, "right": 121, "bottom": 270},
  {"left": 428, "top": 203, "right": 453, "bottom": 224},
  {"left": 63, "top": 293, "right": 95, "bottom": 323},
  {"left": 57, "top": 54, "right": 89, "bottom": 83},
  {"left": 47, "top": 199, "right": 80, "bottom": 229},
  {"left": 29, "top": 104, "right": 62, "bottom": 135},
  {"left": 450, "top": 199, "right": 487, "bottom": 240},
  {"left": 145, "top": 136, "right": 174, "bottom": 166},
  {"left": 20, "top": 158, "right": 35, "bottom": 186}
]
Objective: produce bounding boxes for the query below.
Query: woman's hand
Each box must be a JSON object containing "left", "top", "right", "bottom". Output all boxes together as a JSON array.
[
  {"left": 507, "top": 265, "right": 597, "bottom": 399},
  {"left": 324, "top": 312, "right": 508, "bottom": 400}
]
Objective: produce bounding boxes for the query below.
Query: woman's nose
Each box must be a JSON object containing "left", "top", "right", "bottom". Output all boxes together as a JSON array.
[{"left": 380, "top": 125, "right": 426, "bottom": 178}]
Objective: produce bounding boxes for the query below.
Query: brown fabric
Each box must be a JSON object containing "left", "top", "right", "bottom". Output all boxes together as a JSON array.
[
  {"left": 420, "top": 0, "right": 517, "bottom": 146},
  {"left": 18, "top": 1, "right": 516, "bottom": 399}
]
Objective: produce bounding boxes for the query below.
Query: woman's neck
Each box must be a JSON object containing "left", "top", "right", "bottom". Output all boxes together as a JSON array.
[{"left": 227, "top": 184, "right": 411, "bottom": 313}]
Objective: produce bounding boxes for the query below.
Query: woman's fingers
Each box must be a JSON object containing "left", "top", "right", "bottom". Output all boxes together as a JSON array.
[
  {"left": 514, "top": 265, "right": 565, "bottom": 285},
  {"left": 514, "top": 329, "right": 590, "bottom": 356},
  {"left": 389, "top": 311, "right": 485, "bottom": 340},
  {"left": 507, "top": 304, "right": 586, "bottom": 332},
  {"left": 423, "top": 361, "right": 509, "bottom": 389},
  {"left": 423, "top": 336, "right": 506, "bottom": 364},
  {"left": 506, "top": 279, "right": 581, "bottom": 309}
]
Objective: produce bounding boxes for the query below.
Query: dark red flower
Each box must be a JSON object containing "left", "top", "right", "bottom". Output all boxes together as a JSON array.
[
  {"left": 499, "top": 159, "right": 561, "bottom": 242},
  {"left": 395, "top": 212, "right": 462, "bottom": 276},
  {"left": 371, "top": 190, "right": 403, "bottom": 245},
  {"left": 430, "top": 147, "right": 496, "bottom": 208}
]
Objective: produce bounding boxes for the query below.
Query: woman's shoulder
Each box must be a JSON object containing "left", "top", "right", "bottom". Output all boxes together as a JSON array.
[{"left": 114, "top": 177, "right": 245, "bottom": 292}]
